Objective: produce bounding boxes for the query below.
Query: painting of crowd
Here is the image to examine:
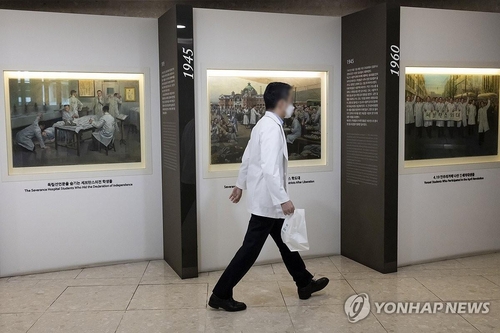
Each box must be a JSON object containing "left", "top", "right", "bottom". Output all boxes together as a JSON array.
[
  {"left": 405, "top": 73, "right": 499, "bottom": 161},
  {"left": 209, "top": 78, "right": 323, "bottom": 165}
]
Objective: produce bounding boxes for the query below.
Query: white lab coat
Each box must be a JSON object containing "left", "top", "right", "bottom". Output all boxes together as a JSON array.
[
  {"left": 468, "top": 104, "right": 477, "bottom": 125},
  {"left": 478, "top": 100, "right": 491, "bottom": 133},
  {"left": 62, "top": 110, "right": 73, "bottom": 123},
  {"left": 109, "top": 96, "right": 122, "bottom": 118},
  {"left": 414, "top": 102, "right": 424, "bottom": 127},
  {"left": 423, "top": 102, "right": 434, "bottom": 127},
  {"left": 303, "top": 111, "right": 310, "bottom": 124},
  {"left": 250, "top": 108, "right": 258, "bottom": 125},
  {"left": 92, "top": 112, "right": 116, "bottom": 146},
  {"left": 16, "top": 116, "right": 45, "bottom": 151},
  {"left": 287, "top": 118, "right": 302, "bottom": 144},
  {"left": 435, "top": 102, "right": 446, "bottom": 127},
  {"left": 236, "top": 112, "right": 289, "bottom": 219},
  {"left": 243, "top": 110, "right": 249, "bottom": 125},
  {"left": 405, "top": 96, "right": 416, "bottom": 124},
  {"left": 312, "top": 111, "right": 321, "bottom": 124},
  {"left": 445, "top": 102, "right": 456, "bottom": 127},
  {"left": 457, "top": 100, "right": 469, "bottom": 127},
  {"left": 69, "top": 95, "right": 83, "bottom": 117},
  {"left": 91, "top": 96, "right": 105, "bottom": 119}
]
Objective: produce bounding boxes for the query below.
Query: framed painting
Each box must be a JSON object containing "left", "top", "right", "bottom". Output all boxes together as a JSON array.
[
  {"left": 125, "top": 87, "right": 136, "bottom": 102},
  {"left": 78, "top": 79, "right": 95, "bottom": 97},
  {"left": 404, "top": 67, "right": 500, "bottom": 168},
  {"left": 3, "top": 71, "right": 146, "bottom": 176},
  {"left": 206, "top": 69, "right": 328, "bottom": 174}
]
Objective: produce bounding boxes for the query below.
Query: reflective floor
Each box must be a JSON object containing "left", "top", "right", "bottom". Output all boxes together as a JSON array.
[{"left": 1, "top": 253, "right": 499, "bottom": 332}]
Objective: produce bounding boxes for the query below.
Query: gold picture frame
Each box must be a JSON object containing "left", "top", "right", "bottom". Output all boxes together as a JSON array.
[
  {"left": 3, "top": 71, "right": 147, "bottom": 178},
  {"left": 125, "top": 87, "right": 136, "bottom": 102},
  {"left": 206, "top": 69, "right": 328, "bottom": 175},
  {"left": 403, "top": 67, "right": 500, "bottom": 169},
  {"left": 78, "top": 79, "right": 95, "bottom": 97}
]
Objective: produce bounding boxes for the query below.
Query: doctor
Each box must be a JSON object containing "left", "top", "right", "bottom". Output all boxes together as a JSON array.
[
  {"left": 91, "top": 90, "right": 105, "bottom": 119},
  {"left": 209, "top": 82, "right": 329, "bottom": 312},
  {"left": 414, "top": 96, "right": 424, "bottom": 138},
  {"left": 249, "top": 105, "right": 258, "bottom": 128},
  {"left": 478, "top": 99, "right": 491, "bottom": 145},
  {"left": 69, "top": 90, "right": 83, "bottom": 118},
  {"left": 89, "top": 106, "right": 117, "bottom": 149},
  {"left": 108, "top": 93, "right": 122, "bottom": 118},
  {"left": 16, "top": 114, "right": 46, "bottom": 151},
  {"left": 468, "top": 99, "right": 477, "bottom": 136},
  {"left": 423, "top": 96, "right": 435, "bottom": 138},
  {"left": 405, "top": 95, "right": 416, "bottom": 135},
  {"left": 286, "top": 110, "right": 302, "bottom": 144}
]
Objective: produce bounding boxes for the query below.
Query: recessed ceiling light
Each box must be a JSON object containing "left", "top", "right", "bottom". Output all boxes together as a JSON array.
[{"left": 177, "top": 24, "right": 186, "bottom": 29}]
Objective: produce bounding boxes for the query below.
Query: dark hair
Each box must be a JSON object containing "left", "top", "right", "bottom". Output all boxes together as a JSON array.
[
  {"left": 64, "top": 104, "right": 70, "bottom": 107},
  {"left": 70, "top": 90, "right": 76, "bottom": 95},
  {"left": 264, "top": 82, "right": 292, "bottom": 110},
  {"left": 97, "top": 90, "right": 102, "bottom": 93},
  {"left": 103, "top": 105, "right": 109, "bottom": 112},
  {"left": 113, "top": 93, "right": 118, "bottom": 96}
]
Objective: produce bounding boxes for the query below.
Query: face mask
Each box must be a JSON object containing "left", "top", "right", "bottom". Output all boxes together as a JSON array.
[{"left": 285, "top": 104, "right": 295, "bottom": 118}]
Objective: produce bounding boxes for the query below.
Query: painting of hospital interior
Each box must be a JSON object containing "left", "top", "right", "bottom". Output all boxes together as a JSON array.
[
  {"left": 5, "top": 71, "right": 143, "bottom": 171},
  {"left": 404, "top": 70, "right": 499, "bottom": 161},
  {"left": 208, "top": 70, "right": 325, "bottom": 165}
]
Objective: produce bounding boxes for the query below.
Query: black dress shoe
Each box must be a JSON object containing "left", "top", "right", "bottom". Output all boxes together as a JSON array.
[
  {"left": 298, "top": 277, "right": 329, "bottom": 300},
  {"left": 208, "top": 293, "right": 247, "bottom": 312}
]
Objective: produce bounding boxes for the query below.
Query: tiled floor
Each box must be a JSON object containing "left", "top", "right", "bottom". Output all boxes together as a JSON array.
[{"left": 1, "top": 253, "right": 499, "bottom": 332}]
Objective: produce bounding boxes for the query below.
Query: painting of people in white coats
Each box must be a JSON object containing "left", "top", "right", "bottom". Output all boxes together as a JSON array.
[
  {"left": 208, "top": 70, "right": 325, "bottom": 165},
  {"left": 405, "top": 72, "right": 499, "bottom": 161},
  {"left": 4, "top": 71, "right": 144, "bottom": 174}
]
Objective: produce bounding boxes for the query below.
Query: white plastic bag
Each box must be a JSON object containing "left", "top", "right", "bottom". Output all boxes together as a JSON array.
[{"left": 281, "top": 209, "right": 309, "bottom": 252}]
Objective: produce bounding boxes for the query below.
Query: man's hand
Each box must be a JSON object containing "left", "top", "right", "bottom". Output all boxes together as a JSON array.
[
  {"left": 229, "top": 187, "right": 243, "bottom": 203},
  {"left": 281, "top": 200, "right": 295, "bottom": 215}
]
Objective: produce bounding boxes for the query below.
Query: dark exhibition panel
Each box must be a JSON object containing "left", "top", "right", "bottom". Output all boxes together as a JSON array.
[
  {"left": 159, "top": 4, "right": 198, "bottom": 278},
  {"left": 341, "top": 3, "right": 400, "bottom": 273}
]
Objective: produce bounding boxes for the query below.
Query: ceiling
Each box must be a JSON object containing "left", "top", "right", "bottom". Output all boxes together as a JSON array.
[{"left": 0, "top": 0, "right": 499, "bottom": 18}]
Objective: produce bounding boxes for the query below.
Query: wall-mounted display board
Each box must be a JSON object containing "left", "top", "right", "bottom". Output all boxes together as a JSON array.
[
  {"left": 194, "top": 8, "right": 340, "bottom": 272},
  {"left": 0, "top": 8, "right": 161, "bottom": 278},
  {"left": 341, "top": 3, "right": 400, "bottom": 274},
  {"left": 398, "top": 7, "right": 500, "bottom": 266},
  {"left": 158, "top": 4, "right": 197, "bottom": 279},
  {"left": 403, "top": 67, "right": 500, "bottom": 169},
  {"left": 3, "top": 71, "right": 146, "bottom": 176}
]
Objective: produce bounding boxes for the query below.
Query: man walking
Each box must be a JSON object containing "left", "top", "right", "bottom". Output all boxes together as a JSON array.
[{"left": 208, "top": 82, "right": 329, "bottom": 312}]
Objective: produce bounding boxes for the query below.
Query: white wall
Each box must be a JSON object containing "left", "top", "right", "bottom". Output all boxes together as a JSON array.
[
  {"left": 0, "top": 10, "right": 162, "bottom": 276},
  {"left": 399, "top": 7, "right": 500, "bottom": 265},
  {"left": 194, "top": 9, "right": 341, "bottom": 272}
]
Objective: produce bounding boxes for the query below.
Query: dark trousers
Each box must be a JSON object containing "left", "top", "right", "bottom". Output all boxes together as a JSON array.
[
  {"left": 427, "top": 127, "right": 433, "bottom": 138},
  {"left": 213, "top": 214, "right": 313, "bottom": 299},
  {"left": 479, "top": 132, "right": 485, "bottom": 145},
  {"left": 405, "top": 124, "right": 413, "bottom": 136}
]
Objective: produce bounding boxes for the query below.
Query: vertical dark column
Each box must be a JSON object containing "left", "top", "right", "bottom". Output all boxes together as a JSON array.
[
  {"left": 158, "top": 4, "right": 197, "bottom": 279},
  {"left": 341, "top": 3, "right": 400, "bottom": 273}
]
